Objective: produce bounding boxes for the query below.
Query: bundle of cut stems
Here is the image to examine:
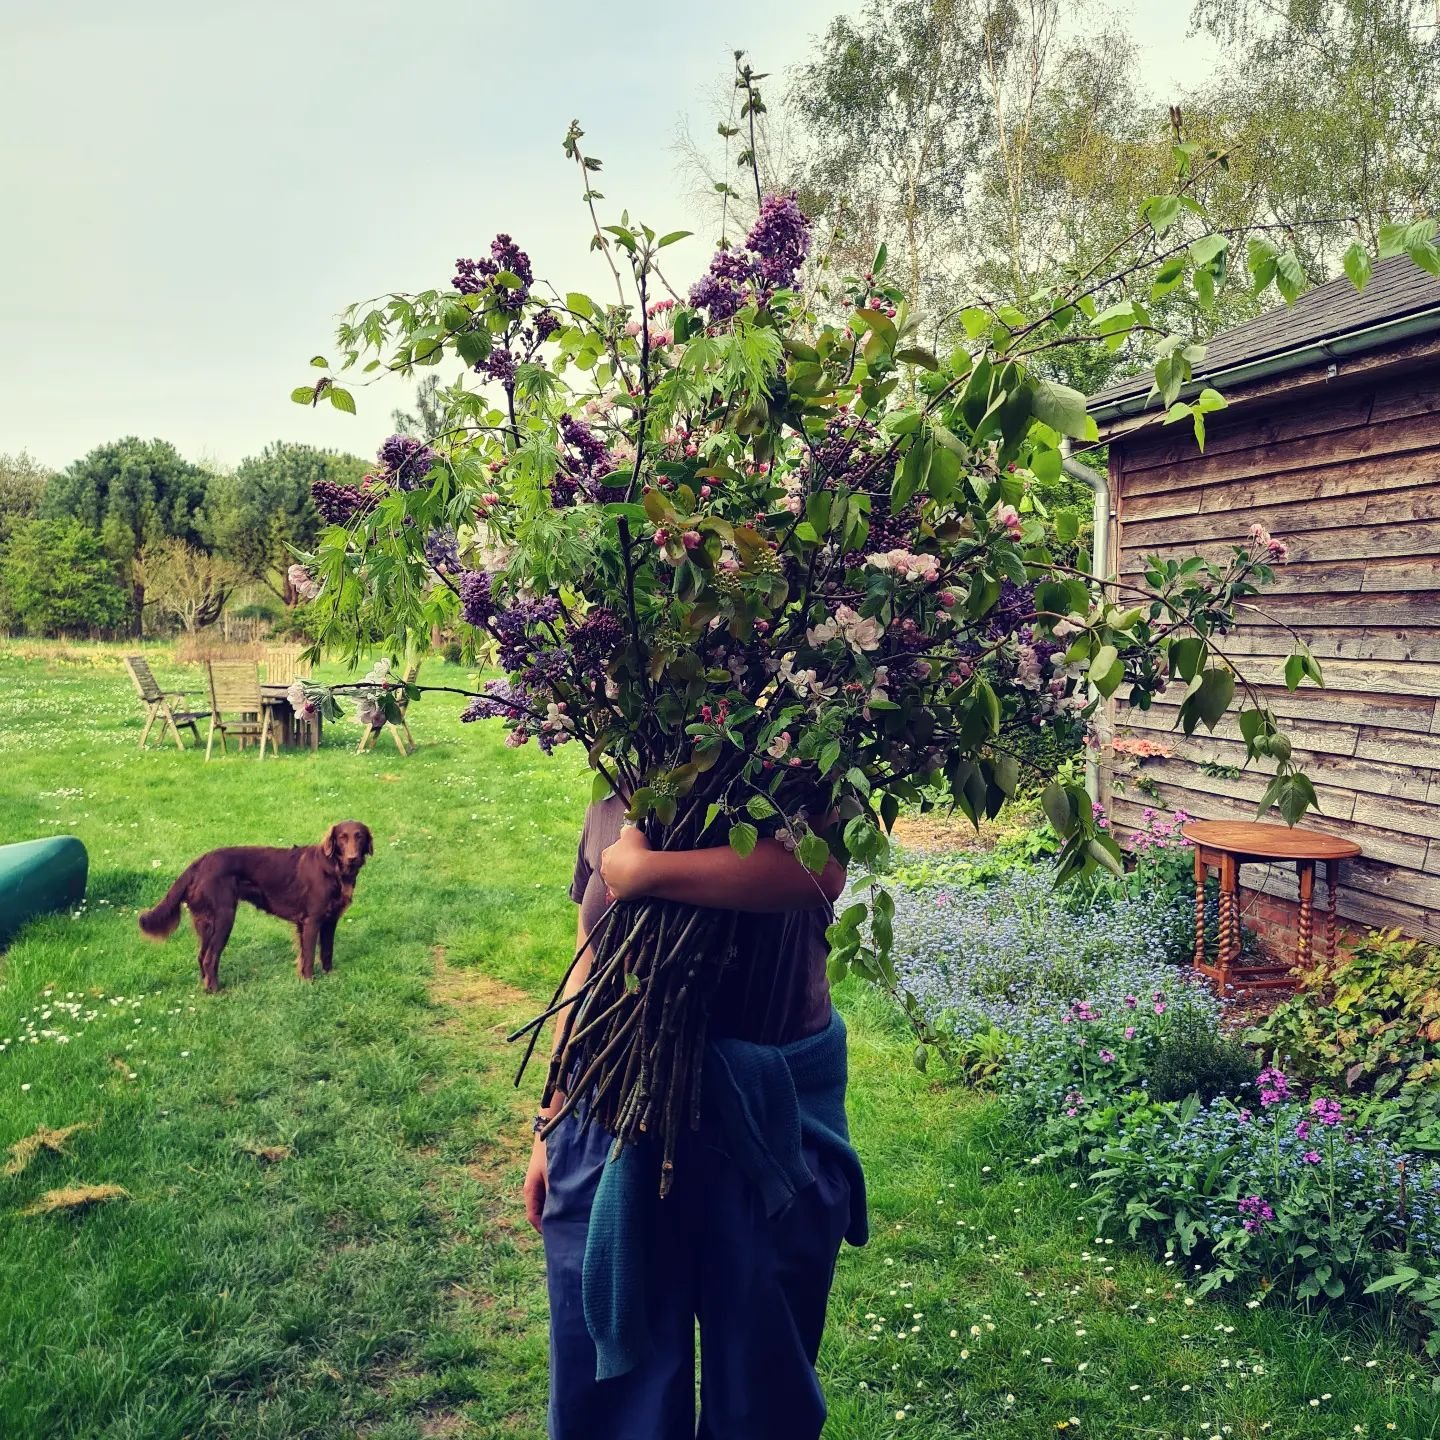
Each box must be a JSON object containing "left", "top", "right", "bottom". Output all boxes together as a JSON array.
[{"left": 511, "top": 889, "right": 737, "bottom": 1195}]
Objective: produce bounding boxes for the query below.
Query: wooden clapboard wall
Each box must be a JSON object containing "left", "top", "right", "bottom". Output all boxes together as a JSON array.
[{"left": 1102, "top": 360, "right": 1440, "bottom": 941}]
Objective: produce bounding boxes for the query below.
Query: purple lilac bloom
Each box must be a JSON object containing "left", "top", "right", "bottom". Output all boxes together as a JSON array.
[
  {"left": 454, "top": 234, "right": 533, "bottom": 313},
  {"left": 461, "top": 677, "right": 529, "bottom": 723},
  {"left": 424, "top": 527, "right": 461, "bottom": 576},
  {"left": 744, "top": 191, "right": 811, "bottom": 290},
  {"left": 552, "top": 413, "right": 622, "bottom": 506},
  {"left": 570, "top": 607, "right": 625, "bottom": 677},
  {"left": 816, "top": 414, "right": 886, "bottom": 489},
  {"left": 377, "top": 434, "right": 439, "bottom": 491},
  {"left": 494, "top": 596, "right": 562, "bottom": 672},
  {"left": 689, "top": 246, "right": 755, "bottom": 322},
  {"left": 459, "top": 571, "right": 496, "bottom": 627},
  {"left": 549, "top": 471, "right": 582, "bottom": 509},
  {"left": 311, "top": 479, "right": 377, "bottom": 526},
  {"left": 478, "top": 348, "right": 518, "bottom": 388},
  {"left": 533, "top": 310, "right": 560, "bottom": 342}
]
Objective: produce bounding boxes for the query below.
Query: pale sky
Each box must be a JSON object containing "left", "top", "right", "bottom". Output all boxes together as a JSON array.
[{"left": 2, "top": 0, "right": 1216, "bottom": 472}]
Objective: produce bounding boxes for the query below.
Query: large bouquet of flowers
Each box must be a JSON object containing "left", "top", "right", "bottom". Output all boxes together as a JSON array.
[{"left": 290, "top": 108, "right": 1336, "bottom": 1186}]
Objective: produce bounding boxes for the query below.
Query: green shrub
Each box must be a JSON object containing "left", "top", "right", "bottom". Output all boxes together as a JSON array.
[
  {"left": 442, "top": 639, "right": 463, "bottom": 664},
  {"left": 0, "top": 518, "right": 129, "bottom": 636},
  {"left": 1250, "top": 928, "right": 1440, "bottom": 1150},
  {"left": 269, "top": 604, "right": 320, "bottom": 641},
  {"left": 1147, "top": 1005, "right": 1257, "bottom": 1103}
]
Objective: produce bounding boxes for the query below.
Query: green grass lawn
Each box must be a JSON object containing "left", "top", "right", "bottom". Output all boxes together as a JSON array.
[{"left": 1, "top": 641, "right": 1437, "bottom": 1439}]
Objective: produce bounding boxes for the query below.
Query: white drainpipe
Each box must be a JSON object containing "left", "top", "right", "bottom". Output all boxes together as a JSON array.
[{"left": 1060, "top": 441, "right": 1110, "bottom": 801}]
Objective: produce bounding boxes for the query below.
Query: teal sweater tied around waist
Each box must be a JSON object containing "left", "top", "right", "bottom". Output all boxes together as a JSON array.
[{"left": 580, "top": 1010, "right": 868, "bottom": 1381}]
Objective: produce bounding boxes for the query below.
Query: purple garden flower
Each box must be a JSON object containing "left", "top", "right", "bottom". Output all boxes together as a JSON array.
[
  {"left": 1311, "top": 1096, "right": 1343, "bottom": 1127},
  {"left": 570, "top": 607, "right": 625, "bottom": 677},
  {"left": 689, "top": 246, "right": 755, "bottom": 322},
  {"left": 424, "top": 527, "right": 461, "bottom": 576},
  {"left": 493, "top": 596, "right": 562, "bottom": 673},
  {"left": 311, "top": 478, "right": 377, "bottom": 526},
  {"left": 744, "top": 191, "right": 811, "bottom": 290},
  {"left": 551, "top": 413, "right": 620, "bottom": 507},
  {"left": 454, "top": 233, "right": 533, "bottom": 313},
  {"left": 1257, "top": 1067, "right": 1290, "bottom": 1108},
  {"left": 478, "top": 348, "right": 518, "bottom": 388},
  {"left": 689, "top": 193, "right": 812, "bottom": 321},
  {"left": 1238, "top": 1194, "right": 1274, "bottom": 1234},
  {"left": 1301, "top": 1149, "right": 1322, "bottom": 1165},
  {"left": 377, "top": 434, "right": 438, "bottom": 490},
  {"left": 459, "top": 570, "right": 496, "bottom": 627}
]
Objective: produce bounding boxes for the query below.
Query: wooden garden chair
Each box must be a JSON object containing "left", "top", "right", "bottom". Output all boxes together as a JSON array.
[
  {"left": 262, "top": 644, "right": 311, "bottom": 685},
  {"left": 357, "top": 661, "right": 419, "bottom": 756},
  {"left": 263, "top": 644, "right": 316, "bottom": 748},
  {"left": 205, "top": 661, "right": 277, "bottom": 761},
  {"left": 124, "top": 655, "right": 202, "bottom": 751}
]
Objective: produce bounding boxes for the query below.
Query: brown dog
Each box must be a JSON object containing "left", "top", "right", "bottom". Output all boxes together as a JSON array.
[{"left": 138, "top": 822, "right": 373, "bottom": 991}]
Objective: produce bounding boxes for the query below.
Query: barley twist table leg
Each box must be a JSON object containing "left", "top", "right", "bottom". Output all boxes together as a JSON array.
[
  {"left": 1325, "top": 858, "right": 1340, "bottom": 962},
  {"left": 1297, "top": 860, "right": 1315, "bottom": 968},
  {"left": 1193, "top": 848, "right": 1208, "bottom": 968},
  {"left": 1218, "top": 855, "right": 1237, "bottom": 992}
]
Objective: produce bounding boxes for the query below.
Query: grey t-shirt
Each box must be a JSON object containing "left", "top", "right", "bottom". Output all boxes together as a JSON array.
[{"left": 570, "top": 794, "right": 833, "bottom": 1045}]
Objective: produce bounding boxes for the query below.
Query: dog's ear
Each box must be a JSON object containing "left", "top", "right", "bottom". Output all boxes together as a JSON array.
[
  {"left": 359, "top": 824, "right": 374, "bottom": 856},
  {"left": 322, "top": 825, "right": 339, "bottom": 859}
]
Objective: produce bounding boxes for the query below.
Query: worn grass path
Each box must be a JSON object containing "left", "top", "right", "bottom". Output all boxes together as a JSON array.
[{"left": 0, "top": 643, "right": 1437, "bottom": 1439}]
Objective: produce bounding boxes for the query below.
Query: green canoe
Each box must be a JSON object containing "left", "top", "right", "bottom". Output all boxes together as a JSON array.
[{"left": 0, "top": 837, "right": 88, "bottom": 950}]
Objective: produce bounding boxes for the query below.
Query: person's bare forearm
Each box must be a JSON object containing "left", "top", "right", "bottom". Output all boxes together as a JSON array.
[{"left": 629, "top": 838, "right": 845, "bottom": 912}]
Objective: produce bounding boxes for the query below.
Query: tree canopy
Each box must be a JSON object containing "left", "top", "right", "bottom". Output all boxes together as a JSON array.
[
  {"left": 781, "top": 0, "right": 1440, "bottom": 390},
  {"left": 0, "top": 518, "right": 129, "bottom": 637},
  {"left": 0, "top": 451, "right": 52, "bottom": 545},
  {"left": 203, "top": 441, "right": 368, "bottom": 601},
  {"left": 43, "top": 437, "right": 211, "bottom": 631}
]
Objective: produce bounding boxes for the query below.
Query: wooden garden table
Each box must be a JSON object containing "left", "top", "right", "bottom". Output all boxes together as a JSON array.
[
  {"left": 1180, "top": 820, "right": 1361, "bottom": 995},
  {"left": 260, "top": 683, "right": 321, "bottom": 752}
]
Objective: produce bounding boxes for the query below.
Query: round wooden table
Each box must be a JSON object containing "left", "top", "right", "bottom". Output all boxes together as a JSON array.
[
  {"left": 260, "top": 683, "right": 321, "bottom": 752},
  {"left": 1180, "top": 820, "right": 1361, "bottom": 994}
]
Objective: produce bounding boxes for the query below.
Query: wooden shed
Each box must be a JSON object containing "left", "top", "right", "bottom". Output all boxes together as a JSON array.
[{"left": 1089, "top": 256, "right": 1440, "bottom": 952}]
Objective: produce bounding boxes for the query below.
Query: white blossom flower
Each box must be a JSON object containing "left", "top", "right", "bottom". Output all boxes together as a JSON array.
[
  {"left": 866, "top": 548, "right": 940, "bottom": 583},
  {"left": 836, "top": 604, "right": 883, "bottom": 652},
  {"left": 1015, "top": 644, "right": 1043, "bottom": 691}
]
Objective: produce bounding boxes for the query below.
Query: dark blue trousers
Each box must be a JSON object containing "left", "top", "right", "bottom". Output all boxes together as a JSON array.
[{"left": 542, "top": 1112, "right": 853, "bottom": 1440}]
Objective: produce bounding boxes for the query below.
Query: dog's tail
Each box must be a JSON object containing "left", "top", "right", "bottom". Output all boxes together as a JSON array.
[{"left": 138, "top": 865, "right": 194, "bottom": 940}]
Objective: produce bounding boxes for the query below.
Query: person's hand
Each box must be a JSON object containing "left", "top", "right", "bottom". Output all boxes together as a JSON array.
[
  {"left": 523, "top": 1132, "right": 548, "bottom": 1233},
  {"left": 599, "top": 825, "right": 653, "bottom": 902}
]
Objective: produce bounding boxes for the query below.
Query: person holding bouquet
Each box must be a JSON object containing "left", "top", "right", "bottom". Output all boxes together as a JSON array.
[{"left": 523, "top": 792, "right": 867, "bottom": 1440}]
